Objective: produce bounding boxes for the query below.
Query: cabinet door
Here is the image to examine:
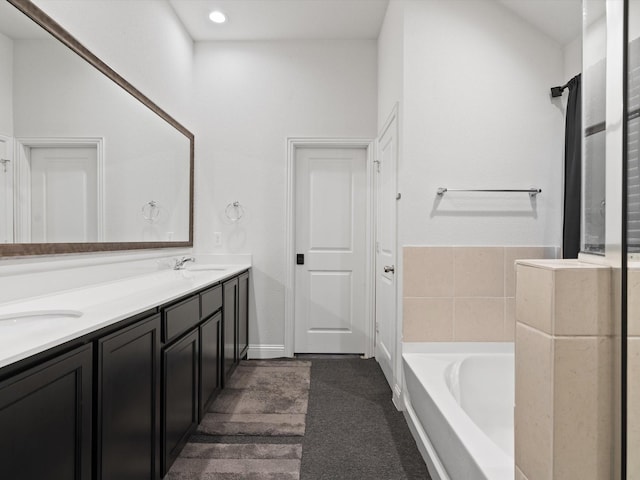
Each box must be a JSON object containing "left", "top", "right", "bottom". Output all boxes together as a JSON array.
[
  {"left": 163, "top": 328, "right": 199, "bottom": 475},
  {"left": 97, "top": 314, "right": 161, "bottom": 480},
  {"left": 199, "top": 311, "right": 221, "bottom": 420},
  {"left": 0, "top": 344, "right": 92, "bottom": 480},
  {"left": 222, "top": 277, "right": 238, "bottom": 384},
  {"left": 238, "top": 272, "right": 249, "bottom": 360}
]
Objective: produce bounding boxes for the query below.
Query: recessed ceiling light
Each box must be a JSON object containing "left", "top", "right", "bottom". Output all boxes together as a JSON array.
[{"left": 209, "top": 10, "right": 227, "bottom": 24}]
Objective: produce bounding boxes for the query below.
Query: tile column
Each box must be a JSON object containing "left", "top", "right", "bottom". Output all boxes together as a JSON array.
[{"left": 514, "top": 260, "right": 612, "bottom": 480}]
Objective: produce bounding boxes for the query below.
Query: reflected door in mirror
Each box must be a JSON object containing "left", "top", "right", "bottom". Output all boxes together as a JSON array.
[{"left": 28, "top": 146, "right": 98, "bottom": 243}]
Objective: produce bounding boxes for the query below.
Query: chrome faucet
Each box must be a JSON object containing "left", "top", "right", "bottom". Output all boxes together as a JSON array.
[{"left": 173, "top": 256, "right": 195, "bottom": 270}]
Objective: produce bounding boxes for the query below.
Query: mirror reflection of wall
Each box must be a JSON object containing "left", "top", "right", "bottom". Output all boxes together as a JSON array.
[{"left": 0, "top": 1, "right": 191, "bottom": 245}]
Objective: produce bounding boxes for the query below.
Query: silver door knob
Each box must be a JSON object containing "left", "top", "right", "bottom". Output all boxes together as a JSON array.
[{"left": 384, "top": 265, "right": 395, "bottom": 273}]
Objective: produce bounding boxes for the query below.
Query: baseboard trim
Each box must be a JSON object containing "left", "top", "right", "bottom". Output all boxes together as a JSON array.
[
  {"left": 247, "top": 344, "right": 288, "bottom": 359},
  {"left": 392, "top": 383, "right": 403, "bottom": 411}
]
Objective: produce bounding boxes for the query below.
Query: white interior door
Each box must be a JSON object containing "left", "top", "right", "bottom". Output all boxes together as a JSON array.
[
  {"left": 0, "top": 135, "right": 13, "bottom": 243},
  {"left": 294, "top": 147, "right": 367, "bottom": 354},
  {"left": 29, "top": 146, "right": 98, "bottom": 243},
  {"left": 375, "top": 114, "right": 398, "bottom": 386}
]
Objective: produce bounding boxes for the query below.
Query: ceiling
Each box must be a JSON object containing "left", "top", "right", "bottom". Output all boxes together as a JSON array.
[
  {"left": 168, "top": 0, "right": 390, "bottom": 41},
  {"left": 498, "top": 0, "right": 582, "bottom": 45},
  {"left": 169, "top": 0, "right": 582, "bottom": 45}
]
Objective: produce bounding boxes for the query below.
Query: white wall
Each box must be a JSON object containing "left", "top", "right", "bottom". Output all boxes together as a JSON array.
[
  {"left": 564, "top": 35, "right": 582, "bottom": 81},
  {"left": 400, "top": 0, "right": 564, "bottom": 247},
  {"left": 0, "top": 32, "right": 13, "bottom": 137},
  {"left": 192, "top": 40, "right": 378, "bottom": 348},
  {"left": 377, "top": 0, "right": 404, "bottom": 129}
]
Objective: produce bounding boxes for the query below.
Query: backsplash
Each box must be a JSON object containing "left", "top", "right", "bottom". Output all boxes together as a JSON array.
[{"left": 402, "top": 246, "right": 557, "bottom": 342}]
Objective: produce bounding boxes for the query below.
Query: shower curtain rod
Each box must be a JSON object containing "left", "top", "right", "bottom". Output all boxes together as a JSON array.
[{"left": 550, "top": 81, "right": 570, "bottom": 97}]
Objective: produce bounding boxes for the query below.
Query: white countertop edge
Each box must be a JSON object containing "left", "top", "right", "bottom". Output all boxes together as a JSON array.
[{"left": 0, "top": 264, "right": 251, "bottom": 370}]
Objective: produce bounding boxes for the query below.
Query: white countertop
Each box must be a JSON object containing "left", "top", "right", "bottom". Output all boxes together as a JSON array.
[{"left": 0, "top": 264, "right": 250, "bottom": 370}]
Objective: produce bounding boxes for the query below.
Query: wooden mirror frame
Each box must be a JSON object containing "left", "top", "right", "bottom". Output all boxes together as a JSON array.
[{"left": 1, "top": 0, "right": 194, "bottom": 257}]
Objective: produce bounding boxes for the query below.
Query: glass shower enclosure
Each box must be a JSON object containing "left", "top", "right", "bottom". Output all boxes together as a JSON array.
[{"left": 582, "top": 1, "right": 639, "bottom": 478}]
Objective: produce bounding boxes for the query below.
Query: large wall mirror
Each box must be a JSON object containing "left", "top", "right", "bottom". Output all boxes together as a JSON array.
[{"left": 0, "top": 0, "right": 194, "bottom": 256}]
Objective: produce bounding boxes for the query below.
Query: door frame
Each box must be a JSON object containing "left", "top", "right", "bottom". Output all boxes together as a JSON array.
[
  {"left": 0, "top": 134, "right": 14, "bottom": 244},
  {"left": 375, "top": 104, "right": 401, "bottom": 405},
  {"left": 14, "top": 137, "right": 105, "bottom": 242},
  {"left": 285, "top": 137, "right": 376, "bottom": 358}
]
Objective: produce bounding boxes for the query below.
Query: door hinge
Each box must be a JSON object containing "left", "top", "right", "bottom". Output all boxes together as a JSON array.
[
  {"left": 375, "top": 322, "right": 380, "bottom": 333},
  {"left": 376, "top": 241, "right": 380, "bottom": 253},
  {"left": 373, "top": 159, "right": 381, "bottom": 172},
  {"left": 0, "top": 158, "right": 9, "bottom": 173}
]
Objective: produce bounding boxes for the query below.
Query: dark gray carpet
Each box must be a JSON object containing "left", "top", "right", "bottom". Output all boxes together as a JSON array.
[{"left": 300, "top": 358, "right": 430, "bottom": 480}]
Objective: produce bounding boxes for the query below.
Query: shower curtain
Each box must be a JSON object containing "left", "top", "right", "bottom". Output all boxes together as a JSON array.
[{"left": 563, "top": 74, "right": 582, "bottom": 259}]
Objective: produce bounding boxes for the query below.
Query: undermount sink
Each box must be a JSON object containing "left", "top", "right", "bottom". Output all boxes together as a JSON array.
[
  {"left": 185, "top": 266, "right": 228, "bottom": 272},
  {"left": 0, "top": 310, "right": 83, "bottom": 325}
]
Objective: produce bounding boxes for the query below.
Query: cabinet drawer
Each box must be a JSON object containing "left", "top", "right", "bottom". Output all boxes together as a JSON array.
[
  {"left": 163, "top": 296, "right": 200, "bottom": 343},
  {"left": 200, "top": 285, "right": 222, "bottom": 319}
]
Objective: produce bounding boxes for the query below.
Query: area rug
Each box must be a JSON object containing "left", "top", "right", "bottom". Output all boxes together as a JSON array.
[
  {"left": 165, "top": 359, "right": 311, "bottom": 480},
  {"left": 166, "top": 443, "right": 302, "bottom": 480}
]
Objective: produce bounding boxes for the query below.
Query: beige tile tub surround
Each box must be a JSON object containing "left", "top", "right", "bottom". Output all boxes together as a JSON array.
[
  {"left": 515, "top": 260, "right": 612, "bottom": 480},
  {"left": 628, "top": 269, "right": 640, "bottom": 336},
  {"left": 402, "top": 246, "right": 548, "bottom": 342},
  {"left": 516, "top": 259, "right": 613, "bottom": 336},
  {"left": 454, "top": 298, "right": 504, "bottom": 341},
  {"left": 454, "top": 247, "right": 504, "bottom": 297},
  {"left": 403, "top": 247, "right": 454, "bottom": 298},
  {"left": 629, "top": 268, "right": 640, "bottom": 478},
  {"left": 628, "top": 337, "right": 640, "bottom": 478},
  {"left": 515, "top": 323, "right": 553, "bottom": 479},
  {"left": 403, "top": 297, "right": 453, "bottom": 342}
]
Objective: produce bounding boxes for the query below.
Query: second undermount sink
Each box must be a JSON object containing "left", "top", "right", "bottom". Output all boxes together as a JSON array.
[
  {"left": 0, "top": 310, "right": 83, "bottom": 325},
  {"left": 185, "top": 265, "right": 228, "bottom": 272}
]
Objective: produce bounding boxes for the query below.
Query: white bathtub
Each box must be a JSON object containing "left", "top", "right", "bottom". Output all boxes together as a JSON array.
[{"left": 402, "top": 343, "right": 514, "bottom": 480}]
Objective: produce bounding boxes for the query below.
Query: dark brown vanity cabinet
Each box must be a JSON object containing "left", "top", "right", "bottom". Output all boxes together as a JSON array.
[
  {"left": 162, "top": 328, "right": 199, "bottom": 475},
  {"left": 238, "top": 271, "right": 249, "bottom": 360},
  {"left": 199, "top": 311, "right": 221, "bottom": 419},
  {"left": 199, "top": 284, "right": 223, "bottom": 420},
  {"left": 159, "top": 282, "right": 225, "bottom": 475},
  {"left": 96, "top": 314, "right": 161, "bottom": 480},
  {"left": 161, "top": 295, "right": 202, "bottom": 475},
  {"left": 222, "top": 272, "right": 250, "bottom": 386},
  {"left": 0, "top": 344, "right": 93, "bottom": 480},
  {"left": 222, "top": 277, "right": 238, "bottom": 384}
]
